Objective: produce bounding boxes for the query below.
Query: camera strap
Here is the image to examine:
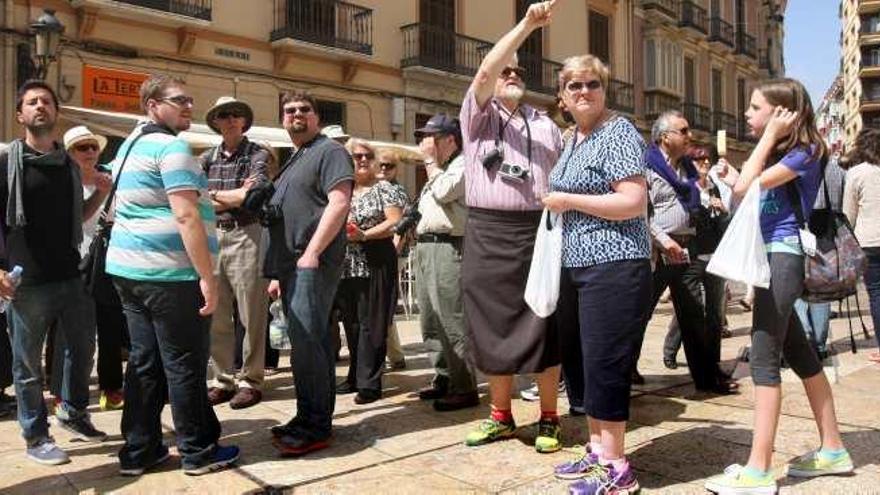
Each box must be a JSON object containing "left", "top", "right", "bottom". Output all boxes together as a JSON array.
[{"left": 494, "top": 105, "right": 532, "bottom": 172}]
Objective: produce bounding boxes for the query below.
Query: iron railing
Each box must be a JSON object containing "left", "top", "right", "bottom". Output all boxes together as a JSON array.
[
  {"left": 400, "top": 23, "right": 491, "bottom": 77},
  {"left": 641, "top": 0, "right": 679, "bottom": 19},
  {"left": 116, "top": 0, "right": 212, "bottom": 20},
  {"left": 683, "top": 102, "right": 711, "bottom": 131},
  {"left": 271, "top": 0, "right": 373, "bottom": 55},
  {"left": 735, "top": 31, "right": 757, "bottom": 58},
  {"left": 644, "top": 91, "right": 682, "bottom": 121},
  {"left": 708, "top": 17, "right": 734, "bottom": 47},
  {"left": 712, "top": 110, "right": 738, "bottom": 136},
  {"left": 519, "top": 54, "right": 562, "bottom": 96},
  {"left": 862, "top": 49, "right": 880, "bottom": 67},
  {"left": 680, "top": 1, "right": 708, "bottom": 34},
  {"left": 608, "top": 79, "right": 635, "bottom": 114}
]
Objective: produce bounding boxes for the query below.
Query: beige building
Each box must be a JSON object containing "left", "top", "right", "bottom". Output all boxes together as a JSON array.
[
  {"left": 1, "top": 0, "right": 782, "bottom": 191},
  {"left": 841, "top": 0, "right": 880, "bottom": 148}
]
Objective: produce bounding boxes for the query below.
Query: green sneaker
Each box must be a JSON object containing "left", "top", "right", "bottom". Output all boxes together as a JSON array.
[
  {"left": 534, "top": 418, "right": 562, "bottom": 453},
  {"left": 465, "top": 417, "right": 516, "bottom": 447},
  {"left": 787, "top": 448, "right": 854, "bottom": 478},
  {"left": 704, "top": 464, "right": 777, "bottom": 494}
]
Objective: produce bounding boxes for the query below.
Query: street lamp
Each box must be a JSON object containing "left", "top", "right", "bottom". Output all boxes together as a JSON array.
[{"left": 29, "top": 9, "right": 65, "bottom": 80}]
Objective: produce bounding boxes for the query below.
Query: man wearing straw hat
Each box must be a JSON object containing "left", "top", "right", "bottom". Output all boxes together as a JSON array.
[{"left": 200, "top": 96, "right": 270, "bottom": 410}]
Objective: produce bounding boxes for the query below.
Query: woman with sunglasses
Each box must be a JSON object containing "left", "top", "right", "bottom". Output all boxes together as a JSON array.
[
  {"left": 334, "top": 139, "right": 404, "bottom": 404},
  {"left": 63, "top": 126, "right": 127, "bottom": 412},
  {"left": 705, "top": 78, "right": 851, "bottom": 494},
  {"left": 542, "top": 54, "right": 651, "bottom": 495}
]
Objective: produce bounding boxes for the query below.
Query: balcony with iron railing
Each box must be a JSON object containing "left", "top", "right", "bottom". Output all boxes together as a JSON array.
[
  {"left": 517, "top": 54, "right": 563, "bottom": 97},
  {"left": 608, "top": 79, "right": 635, "bottom": 114},
  {"left": 682, "top": 102, "right": 711, "bottom": 132},
  {"left": 758, "top": 49, "right": 772, "bottom": 72},
  {"left": 712, "top": 110, "right": 738, "bottom": 137},
  {"left": 708, "top": 17, "right": 734, "bottom": 47},
  {"left": 112, "top": 0, "right": 212, "bottom": 20},
  {"left": 400, "top": 23, "right": 491, "bottom": 77},
  {"left": 863, "top": 50, "right": 880, "bottom": 68},
  {"left": 679, "top": 1, "right": 708, "bottom": 34},
  {"left": 271, "top": 0, "right": 373, "bottom": 55},
  {"left": 644, "top": 90, "right": 682, "bottom": 121},
  {"left": 735, "top": 31, "right": 757, "bottom": 59},
  {"left": 641, "top": 0, "right": 679, "bottom": 20}
]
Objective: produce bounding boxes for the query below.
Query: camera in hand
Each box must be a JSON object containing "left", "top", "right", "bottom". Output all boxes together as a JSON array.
[
  {"left": 481, "top": 147, "right": 504, "bottom": 169},
  {"left": 498, "top": 162, "right": 528, "bottom": 183},
  {"left": 394, "top": 202, "right": 422, "bottom": 236}
]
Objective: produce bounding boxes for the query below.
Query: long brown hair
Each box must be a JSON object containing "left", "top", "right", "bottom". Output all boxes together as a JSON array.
[
  {"left": 842, "top": 128, "right": 880, "bottom": 168},
  {"left": 753, "top": 78, "right": 828, "bottom": 164}
]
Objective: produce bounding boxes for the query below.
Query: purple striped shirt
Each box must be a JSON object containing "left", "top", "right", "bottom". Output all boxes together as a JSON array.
[{"left": 460, "top": 89, "right": 563, "bottom": 211}]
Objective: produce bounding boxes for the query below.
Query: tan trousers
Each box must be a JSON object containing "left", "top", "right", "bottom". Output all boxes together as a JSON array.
[{"left": 210, "top": 222, "right": 269, "bottom": 390}]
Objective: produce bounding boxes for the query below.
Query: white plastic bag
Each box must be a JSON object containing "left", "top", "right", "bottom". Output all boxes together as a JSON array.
[
  {"left": 524, "top": 209, "right": 563, "bottom": 318},
  {"left": 707, "top": 181, "right": 770, "bottom": 288},
  {"left": 268, "top": 299, "right": 291, "bottom": 350}
]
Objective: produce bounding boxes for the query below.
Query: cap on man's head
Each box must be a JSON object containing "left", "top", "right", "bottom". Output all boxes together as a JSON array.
[{"left": 414, "top": 113, "right": 461, "bottom": 140}]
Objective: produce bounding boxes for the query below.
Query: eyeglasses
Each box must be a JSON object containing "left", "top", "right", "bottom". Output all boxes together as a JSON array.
[
  {"left": 564, "top": 80, "right": 603, "bottom": 94},
  {"left": 379, "top": 162, "right": 396, "bottom": 170},
  {"left": 73, "top": 143, "right": 99, "bottom": 153},
  {"left": 160, "top": 95, "right": 194, "bottom": 107},
  {"left": 352, "top": 152, "right": 374, "bottom": 161},
  {"left": 216, "top": 111, "right": 243, "bottom": 119},
  {"left": 668, "top": 127, "right": 691, "bottom": 136},
  {"left": 284, "top": 105, "right": 313, "bottom": 115},
  {"left": 499, "top": 67, "right": 527, "bottom": 80}
]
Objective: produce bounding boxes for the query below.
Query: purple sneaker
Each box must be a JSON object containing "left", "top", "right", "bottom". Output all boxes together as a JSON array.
[
  {"left": 569, "top": 463, "right": 639, "bottom": 495},
  {"left": 555, "top": 452, "right": 601, "bottom": 480}
]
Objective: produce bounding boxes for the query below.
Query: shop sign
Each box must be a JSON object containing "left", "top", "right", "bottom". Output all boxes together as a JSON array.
[{"left": 82, "top": 65, "right": 149, "bottom": 113}]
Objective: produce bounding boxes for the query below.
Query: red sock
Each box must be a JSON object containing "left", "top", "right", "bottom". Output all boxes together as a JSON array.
[
  {"left": 491, "top": 407, "right": 513, "bottom": 423},
  {"left": 540, "top": 410, "right": 559, "bottom": 423}
]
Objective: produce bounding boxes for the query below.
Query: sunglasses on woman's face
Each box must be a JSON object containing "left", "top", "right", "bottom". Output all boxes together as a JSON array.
[
  {"left": 564, "top": 80, "right": 603, "bottom": 94},
  {"left": 73, "top": 143, "right": 99, "bottom": 153},
  {"left": 352, "top": 152, "right": 374, "bottom": 161},
  {"left": 379, "top": 162, "right": 396, "bottom": 170}
]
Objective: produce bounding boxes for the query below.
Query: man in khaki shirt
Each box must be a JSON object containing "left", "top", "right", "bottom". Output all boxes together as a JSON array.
[{"left": 413, "top": 114, "right": 477, "bottom": 412}]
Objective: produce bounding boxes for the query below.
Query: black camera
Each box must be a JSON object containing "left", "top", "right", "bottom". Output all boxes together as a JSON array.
[
  {"left": 498, "top": 162, "right": 528, "bottom": 183},
  {"left": 394, "top": 202, "right": 422, "bottom": 236},
  {"left": 481, "top": 147, "right": 504, "bottom": 169},
  {"left": 242, "top": 180, "right": 282, "bottom": 226}
]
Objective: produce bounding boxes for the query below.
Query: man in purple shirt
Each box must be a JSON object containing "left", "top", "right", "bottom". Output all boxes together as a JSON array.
[{"left": 458, "top": 0, "right": 564, "bottom": 453}]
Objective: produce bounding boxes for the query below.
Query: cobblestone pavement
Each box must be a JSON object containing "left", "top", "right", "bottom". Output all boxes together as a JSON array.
[{"left": 0, "top": 300, "right": 878, "bottom": 494}]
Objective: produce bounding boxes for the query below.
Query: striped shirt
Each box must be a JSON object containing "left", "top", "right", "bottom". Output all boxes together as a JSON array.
[
  {"left": 106, "top": 123, "right": 218, "bottom": 282},
  {"left": 460, "top": 89, "right": 562, "bottom": 211},
  {"left": 648, "top": 152, "right": 695, "bottom": 247}
]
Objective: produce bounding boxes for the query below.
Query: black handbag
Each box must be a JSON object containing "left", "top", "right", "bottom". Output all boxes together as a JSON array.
[{"left": 79, "top": 129, "right": 154, "bottom": 305}]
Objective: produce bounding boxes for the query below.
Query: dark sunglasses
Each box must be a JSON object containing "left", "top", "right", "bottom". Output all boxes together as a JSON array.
[
  {"left": 352, "top": 152, "right": 374, "bottom": 161},
  {"left": 73, "top": 143, "right": 99, "bottom": 153},
  {"left": 500, "top": 66, "right": 527, "bottom": 79},
  {"left": 565, "top": 80, "right": 603, "bottom": 93},
  {"left": 160, "top": 95, "right": 194, "bottom": 107},
  {"left": 284, "top": 105, "right": 313, "bottom": 115},
  {"left": 216, "top": 111, "right": 244, "bottom": 119},
  {"left": 379, "top": 162, "right": 397, "bottom": 169},
  {"left": 668, "top": 127, "right": 691, "bottom": 136}
]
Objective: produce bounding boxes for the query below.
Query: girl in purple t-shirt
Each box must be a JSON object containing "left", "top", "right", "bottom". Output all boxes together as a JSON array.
[{"left": 706, "top": 79, "right": 852, "bottom": 494}]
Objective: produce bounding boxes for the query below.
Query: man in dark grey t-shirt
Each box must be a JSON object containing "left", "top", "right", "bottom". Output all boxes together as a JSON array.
[{"left": 264, "top": 91, "right": 353, "bottom": 456}]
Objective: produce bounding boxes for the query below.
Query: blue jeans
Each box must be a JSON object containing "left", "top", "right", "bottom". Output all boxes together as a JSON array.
[
  {"left": 865, "top": 248, "right": 880, "bottom": 351},
  {"left": 793, "top": 299, "right": 831, "bottom": 353},
  {"left": 8, "top": 277, "right": 96, "bottom": 445},
  {"left": 281, "top": 263, "right": 343, "bottom": 439},
  {"left": 112, "top": 277, "right": 220, "bottom": 471}
]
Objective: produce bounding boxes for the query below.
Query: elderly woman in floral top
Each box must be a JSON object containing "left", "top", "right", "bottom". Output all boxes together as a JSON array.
[{"left": 334, "top": 139, "right": 404, "bottom": 404}]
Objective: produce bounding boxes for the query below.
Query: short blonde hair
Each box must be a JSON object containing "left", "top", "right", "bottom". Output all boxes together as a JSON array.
[
  {"left": 557, "top": 55, "right": 610, "bottom": 94},
  {"left": 345, "top": 138, "right": 377, "bottom": 158},
  {"left": 377, "top": 148, "right": 399, "bottom": 165}
]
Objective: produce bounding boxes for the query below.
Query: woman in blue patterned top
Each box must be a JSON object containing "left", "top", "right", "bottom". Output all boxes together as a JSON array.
[{"left": 542, "top": 55, "right": 651, "bottom": 495}]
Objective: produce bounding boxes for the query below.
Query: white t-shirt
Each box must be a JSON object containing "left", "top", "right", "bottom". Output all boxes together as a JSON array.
[{"left": 81, "top": 184, "right": 99, "bottom": 258}]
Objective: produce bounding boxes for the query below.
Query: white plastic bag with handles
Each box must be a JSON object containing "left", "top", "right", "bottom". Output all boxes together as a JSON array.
[
  {"left": 524, "top": 209, "right": 564, "bottom": 318},
  {"left": 707, "top": 181, "right": 771, "bottom": 288}
]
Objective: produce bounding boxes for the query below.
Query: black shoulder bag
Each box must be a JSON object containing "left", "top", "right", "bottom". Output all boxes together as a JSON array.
[{"left": 79, "top": 128, "right": 157, "bottom": 305}]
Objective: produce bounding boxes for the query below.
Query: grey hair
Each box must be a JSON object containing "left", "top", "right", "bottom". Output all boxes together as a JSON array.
[{"left": 651, "top": 110, "right": 684, "bottom": 143}]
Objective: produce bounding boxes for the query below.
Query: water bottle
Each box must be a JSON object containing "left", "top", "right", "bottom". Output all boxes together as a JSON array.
[{"left": 0, "top": 266, "right": 24, "bottom": 314}]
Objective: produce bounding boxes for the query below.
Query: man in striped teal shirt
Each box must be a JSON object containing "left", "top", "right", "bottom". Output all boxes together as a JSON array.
[{"left": 108, "top": 74, "right": 239, "bottom": 477}]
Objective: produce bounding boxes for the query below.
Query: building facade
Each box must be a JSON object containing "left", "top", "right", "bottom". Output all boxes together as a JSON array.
[
  {"left": 817, "top": 75, "right": 846, "bottom": 155},
  {"left": 841, "top": 0, "right": 880, "bottom": 149},
  {"left": 2, "top": 0, "right": 781, "bottom": 191}
]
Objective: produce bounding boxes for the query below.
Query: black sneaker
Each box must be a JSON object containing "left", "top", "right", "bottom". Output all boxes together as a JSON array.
[
  {"left": 270, "top": 417, "right": 307, "bottom": 438},
  {"left": 182, "top": 445, "right": 240, "bottom": 476},
  {"left": 119, "top": 445, "right": 171, "bottom": 476},
  {"left": 58, "top": 416, "right": 108, "bottom": 442}
]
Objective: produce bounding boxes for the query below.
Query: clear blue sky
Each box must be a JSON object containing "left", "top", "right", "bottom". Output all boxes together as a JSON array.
[{"left": 784, "top": 1, "right": 841, "bottom": 106}]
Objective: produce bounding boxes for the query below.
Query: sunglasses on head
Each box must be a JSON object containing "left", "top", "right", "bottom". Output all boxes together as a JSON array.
[
  {"left": 352, "top": 152, "right": 374, "bottom": 161},
  {"left": 216, "top": 111, "right": 243, "bottom": 119},
  {"left": 160, "top": 95, "right": 194, "bottom": 107},
  {"left": 73, "top": 143, "right": 99, "bottom": 153},
  {"left": 500, "top": 66, "right": 527, "bottom": 79},
  {"left": 565, "top": 80, "right": 603, "bottom": 93},
  {"left": 284, "top": 105, "right": 313, "bottom": 115}
]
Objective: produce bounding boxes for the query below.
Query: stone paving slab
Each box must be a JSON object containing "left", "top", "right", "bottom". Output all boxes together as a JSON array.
[{"left": 0, "top": 301, "right": 878, "bottom": 494}]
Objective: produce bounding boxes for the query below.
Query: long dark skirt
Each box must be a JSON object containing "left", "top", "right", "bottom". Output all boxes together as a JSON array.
[{"left": 461, "top": 207, "right": 560, "bottom": 375}]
